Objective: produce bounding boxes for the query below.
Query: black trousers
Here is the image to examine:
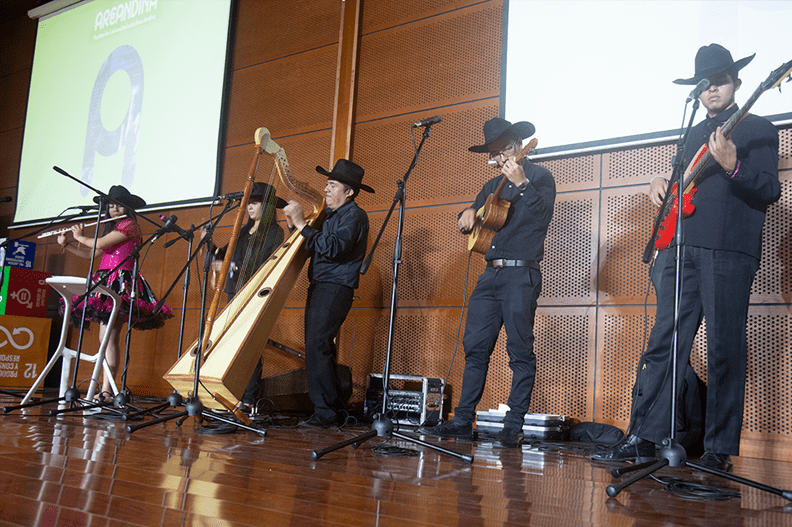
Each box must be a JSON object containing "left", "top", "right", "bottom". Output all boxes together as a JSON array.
[
  {"left": 631, "top": 246, "right": 758, "bottom": 455},
  {"left": 453, "top": 266, "right": 542, "bottom": 430},
  {"left": 304, "top": 281, "right": 354, "bottom": 420}
]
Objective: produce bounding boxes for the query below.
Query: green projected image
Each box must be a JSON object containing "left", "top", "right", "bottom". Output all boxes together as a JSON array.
[{"left": 15, "top": 0, "right": 232, "bottom": 225}]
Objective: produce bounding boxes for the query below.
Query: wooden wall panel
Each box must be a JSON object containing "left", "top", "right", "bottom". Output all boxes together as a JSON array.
[
  {"left": 0, "top": 69, "right": 30, "bottom": 134},
  {"left": 360, "top": 0, "right": 485, "bottom": 33},
  {"left": 356, "top": 2, "right": 501, "bottom": 122},
  {"left": 232, "top": 0, "right": 341, "bottom": 70},
  {"left": 225, "top": 45, "right": 338, "bottom": 146},
  {"left": 0, "top": 11, "right": 36, "bottom": 78}
]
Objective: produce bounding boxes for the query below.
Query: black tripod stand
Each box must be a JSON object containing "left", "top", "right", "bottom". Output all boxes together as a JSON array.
[
  {"left": 605, "top": 94, "right": 792, "bottom": 503},
  {"left": 311, "top": 120, "right": 473, "bottom": 464}
]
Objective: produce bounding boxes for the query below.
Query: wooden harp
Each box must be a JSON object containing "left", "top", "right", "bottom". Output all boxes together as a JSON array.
[{"left": 163, "top": 128, "right": 324, "bottom": 410}]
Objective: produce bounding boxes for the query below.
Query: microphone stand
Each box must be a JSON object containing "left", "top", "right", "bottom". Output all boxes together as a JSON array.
[
  {"left": 311, "top": 124, "right": 473, "bottom": 464},
  {"left": 115, "top": 218, "right": 199, "bottom": 421},
  {"left": 125, "top": 200, "right": 265, "bottom": 436},
  {"left": 605, "top": 98, "right": 792, "bottom": 503}
]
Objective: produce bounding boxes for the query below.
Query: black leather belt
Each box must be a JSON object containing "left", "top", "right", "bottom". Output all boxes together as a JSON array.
[{"left": 486, "top": 259, "right": 539, "bottom": 269}]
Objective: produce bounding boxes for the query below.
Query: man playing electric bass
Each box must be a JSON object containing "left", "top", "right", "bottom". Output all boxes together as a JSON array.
[
  {"left": 593, "top": 44, "right": 781, "bottom": 471},
  {"left": 421, "top": 117, "right": 555, "bottom": 448}
]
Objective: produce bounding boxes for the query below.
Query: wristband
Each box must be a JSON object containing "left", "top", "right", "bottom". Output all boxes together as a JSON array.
[{"left": 725, "top": 160, "right": 740, "bottom": 178}]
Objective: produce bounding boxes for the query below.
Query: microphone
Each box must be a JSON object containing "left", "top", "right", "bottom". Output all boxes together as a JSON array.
[
  {"left": 68, "top": 204, "right": 99, "bottom": 211},
  {"left": 152, "top": 216, "right": 176, "bottom": 242},
  {"left": 158, "top": 214, "right": 190, "bottom": 239},
  {"left": 53, "top": 166, "right": 72, "bottom": 177},
  {"left": 215, "top": 191, "right": 244, "bottom": 202},
  {"left": 686, "top": 78, "right": 711, "bottom": 102},
  {"left": 412, "top": 116, "right": 442, "bottom": 128},
  {"left": 0, "top": 196, "right": 12, "bottom": 203}
]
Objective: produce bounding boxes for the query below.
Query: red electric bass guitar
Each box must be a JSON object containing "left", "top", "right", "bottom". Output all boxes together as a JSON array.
[{"left": 645, "top": 58, "right": 792, "bottom": 262}]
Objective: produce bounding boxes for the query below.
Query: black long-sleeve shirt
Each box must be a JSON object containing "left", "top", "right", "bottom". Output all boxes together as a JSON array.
[
  {"left": 681, "top": 105, "right": 780, "bottom": 259},
  {"left": 300, "top": 200, "right": 369, "bottom": 289},
  {"left": 465, "top": 160, "right": 556, "bottom": 262},
  {"left": 215, "top": 220, "right": 284, "bottom": 295}
]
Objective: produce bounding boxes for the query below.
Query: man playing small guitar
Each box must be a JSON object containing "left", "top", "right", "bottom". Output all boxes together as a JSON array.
[
  {"left": 421, "top": 117, "right": 556, "bottom": 448},
  {"left": 593, "top": 44, "right": 782, "bottom": 472}
]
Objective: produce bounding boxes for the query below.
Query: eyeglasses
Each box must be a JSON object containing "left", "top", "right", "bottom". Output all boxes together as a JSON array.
[{"left": 488, "top": 142, "right": 518, "bottom": 161}]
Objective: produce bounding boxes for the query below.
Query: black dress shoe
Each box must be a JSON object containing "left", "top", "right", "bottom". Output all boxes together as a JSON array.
[
  {"left": 695, "top": 451, "right": 732, "bottom": 472},
  {"left": 492, "top": 426, "right": 524, "bottom": 449},
  {"left": 418, "top": 420, "right": 473, "bottom": 438},
  {"left": 591, "top": 434, "right": 656, "bottom": 463}
]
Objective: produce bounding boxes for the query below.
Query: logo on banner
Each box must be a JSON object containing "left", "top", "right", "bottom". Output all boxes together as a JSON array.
[{"left": 0, "top": 325, "right": 34, "bottom": 350}]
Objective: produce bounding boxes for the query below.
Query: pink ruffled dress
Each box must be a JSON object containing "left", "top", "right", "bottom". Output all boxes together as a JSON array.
[{"left": 70, "top": 218, "right": 173, "bottom": 330}]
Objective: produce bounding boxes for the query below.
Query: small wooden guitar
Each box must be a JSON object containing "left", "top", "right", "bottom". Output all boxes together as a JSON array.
[
  {"left": 646, "top": 58, "right": 792, "bottom": 261},
  {"left": 467, "top": 137, "right": 538, "bottom": 254}
]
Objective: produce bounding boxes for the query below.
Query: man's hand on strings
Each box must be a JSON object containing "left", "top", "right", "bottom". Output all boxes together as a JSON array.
[
  {"left": 502, "top": 158, "right": 527, "bottom": 188},
  {"left": 283, "top": 200, "right": 306, "bottom": 231},
  {"left": 458, "top": 208, "right": 476, "bottom": 234},
  {"left": 709, "top": 125, "right": 737, "bottom": 175},
  {"left": 649, "top": 177, "right": 668, "bottom": 207}
]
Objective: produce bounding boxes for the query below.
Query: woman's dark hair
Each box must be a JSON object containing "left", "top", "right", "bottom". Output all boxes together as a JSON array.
[{"left": 100, "top": 205, "right": 136, "bottom": 236}]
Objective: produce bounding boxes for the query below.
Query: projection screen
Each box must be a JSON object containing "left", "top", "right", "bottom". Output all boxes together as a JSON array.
[
  {"left": 504, "top": 0, "right": 792, "bottom": 157},
  {"left": 14, "top": 0, "right": 233, "bottom": 226}
]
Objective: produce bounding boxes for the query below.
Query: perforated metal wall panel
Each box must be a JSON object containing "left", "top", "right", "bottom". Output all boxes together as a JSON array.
[
  {"left": 536, "top": 154, "right": 600, "bottom": 192},
  {"left": 602, "top": 144, "right": 675, "bottom": 187},
  {"left": 540, "top": 191, "right": 599, "bottom": 305},
  {"left": 751, "top": 170, "right": 792, "bottom": 302},
  {"left": 598, "top": 186, "right": 658, "bottom": 305}
]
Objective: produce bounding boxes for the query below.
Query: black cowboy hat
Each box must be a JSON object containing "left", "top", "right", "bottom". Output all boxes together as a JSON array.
[
  {"left": 315, "top": 159, "right": 375, "bottom": 194},
  {"left": 468, "top": 117, "right": 535, "bottom": 153},
  {"left": 93, "top": 185, "right": 146, "bottom": 210},
  {"left": 673, "top": 43, "right": 755, "bottom": 85},
  {"left": 250, "top": 182, "right": 287, "bottom": 208}
]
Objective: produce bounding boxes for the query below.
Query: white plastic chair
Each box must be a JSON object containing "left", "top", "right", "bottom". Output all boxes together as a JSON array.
[{"left": 21, "top": 276, "right": 121, "bottom": 404}]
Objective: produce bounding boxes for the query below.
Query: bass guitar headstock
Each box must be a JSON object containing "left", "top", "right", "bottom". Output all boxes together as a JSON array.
[{"left": 764, "top": 59, "right": 792, "bottom": 92}]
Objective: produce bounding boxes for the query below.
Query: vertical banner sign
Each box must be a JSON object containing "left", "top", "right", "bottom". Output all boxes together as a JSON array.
[{"left": 0, "top": 315, "right": 51, "bottom": 388}]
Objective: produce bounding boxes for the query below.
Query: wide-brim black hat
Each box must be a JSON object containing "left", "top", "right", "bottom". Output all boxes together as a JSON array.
[
  {"left": 316, "top": 159, "right": 374, "bottom": 194},
  {"left": 250, "top": 182, "right": 287, "bottom": 208},
  {"left": 468, "top": 117, "right": 535, "bottom": 153},
  {"left": 674, "top": 43, "right": 755, "bottom": 85},
  {"left": 94, "top": 185, "right": 146, "bottom": 210}
]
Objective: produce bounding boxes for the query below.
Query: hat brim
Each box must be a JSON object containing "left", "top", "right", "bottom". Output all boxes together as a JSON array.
[
  {"left": 673, "top": 53, "right": 755, "bottom": 85},
  {"left": 316, "top": 166, "right": 375, "bottom": 193},
  {"left": 93, "top": 193, "right": 146, "bottom": 210},
  {"left": 468, "top": 121, "right": 536, "bottom": 153},
  {"left": 250, "top": 192, "right": 288, "bottom": 209}
]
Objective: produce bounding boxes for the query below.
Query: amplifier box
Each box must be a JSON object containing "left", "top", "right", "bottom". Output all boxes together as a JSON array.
[{"left": 365, "top": 373, "right": 444, "bottom": 427}]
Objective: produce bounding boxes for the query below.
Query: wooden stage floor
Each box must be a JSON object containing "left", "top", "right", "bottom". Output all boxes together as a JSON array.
[{"left": 0, "top": 395, "right": 790, "bottom": 526}]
